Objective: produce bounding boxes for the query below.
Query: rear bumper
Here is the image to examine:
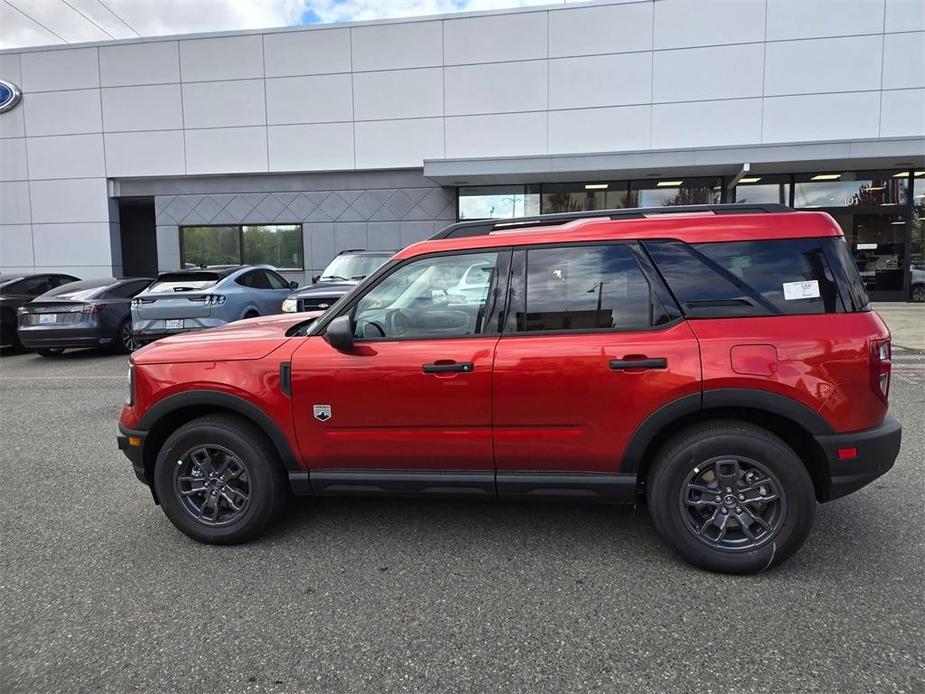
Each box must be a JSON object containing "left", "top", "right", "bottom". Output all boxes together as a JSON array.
[
  {"left": 815, "top": 415, "right": 902, "bottom": 501},
  {"left": 18, "top": 325, "right": 108, "bottom": 349},
  {"left": 132, "top": 317, "right": 227, "bottom": 344}
]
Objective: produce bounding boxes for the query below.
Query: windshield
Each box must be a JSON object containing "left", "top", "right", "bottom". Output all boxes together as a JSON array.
[
  {"left": 320, "top": 254, "right": 390, "bottom": 281},
  {"left": 148, "top": 273, "right": 222, "bottom": 293}
]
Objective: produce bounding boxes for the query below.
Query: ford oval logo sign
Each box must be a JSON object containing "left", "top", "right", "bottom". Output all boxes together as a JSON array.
[{"left": 0, "top": 79, "right": 22, "bottom": 113}]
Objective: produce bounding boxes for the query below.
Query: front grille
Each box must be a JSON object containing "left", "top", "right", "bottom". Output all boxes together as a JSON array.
[{"left": 298, "top": 297, "right": 336, "bottom": 312}]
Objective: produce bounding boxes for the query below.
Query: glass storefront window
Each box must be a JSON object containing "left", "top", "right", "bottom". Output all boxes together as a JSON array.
[
  {"left": 541, "top": 183, "right": 630, "bottom": 214},
  {"left": 180, "top": 226, "right": 240, "bottom": 268},
  {"left": 458, "top": 186, "right": 540, "bottom": 220},
  {"left": 242, "top": 225, "right": 303, "bottom": 270},
  {"left": 793, "top": 171, "right": 908, "bottom": 209},
  {"left": 180, "top": 225, "right": 304, "bottom": 270},
  {"left": 734, "top": 175, "right": 790, "bottom": 205},
  {"left": 830, "top": 212, "right": 907, "bottom": 293},
  {"left": 912, "top": 174, "right": 925, "bottom": 300},
  {"left": 630, "top": 178, "right": 722, "bottom": 207}
]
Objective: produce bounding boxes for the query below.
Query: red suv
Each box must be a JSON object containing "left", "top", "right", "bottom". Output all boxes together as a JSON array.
[{"left": 118, "top": 204, "right": 901, "bottom": 574}]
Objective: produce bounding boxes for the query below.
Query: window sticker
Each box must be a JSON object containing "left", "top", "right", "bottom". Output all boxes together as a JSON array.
[{"left": 782, "top": 280, "right": 821, "bottom": 300}]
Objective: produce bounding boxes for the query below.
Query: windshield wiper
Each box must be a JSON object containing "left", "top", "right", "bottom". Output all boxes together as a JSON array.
[{"left": 320, "top": 275, "right": 349, "bottom": 281}]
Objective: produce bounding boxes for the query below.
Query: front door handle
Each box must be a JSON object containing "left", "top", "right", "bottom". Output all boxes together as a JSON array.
[
  {"left": 422, "top": 361, "right": 474, "bottom": 374},
  {"left": 609, "top": 357, "right": 668, "bottom": 370}
]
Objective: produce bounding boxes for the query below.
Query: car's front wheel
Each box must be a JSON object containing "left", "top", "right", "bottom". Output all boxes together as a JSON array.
[
  {"left": 647, "top": 421, "right": 815, "bottom": 574},
  {"left": 153, "top": 414, "right": 288, "bottom": 544}
]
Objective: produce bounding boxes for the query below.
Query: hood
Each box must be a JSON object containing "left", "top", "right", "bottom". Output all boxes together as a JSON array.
[
  {"left": 132, "top": 312, "right": 322, "bottom": 364},
  {"left": 292, "top": 282, "right": 356, "bottom": 298}
]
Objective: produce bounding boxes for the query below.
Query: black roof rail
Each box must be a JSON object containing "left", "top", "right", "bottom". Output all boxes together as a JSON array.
[{"left": 430, "top": 203, "right": 794, "bottom": 240}]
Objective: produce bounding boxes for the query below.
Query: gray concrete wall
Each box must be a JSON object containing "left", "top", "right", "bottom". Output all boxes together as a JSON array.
[{"left": 150, "top": 169, "right": 455, "bottom": 283}]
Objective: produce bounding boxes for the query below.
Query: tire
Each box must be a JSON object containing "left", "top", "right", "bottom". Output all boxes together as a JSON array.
[
  {"left": 112, "top": 317, "right": 137, "bottom": 354},
  {"left": 912, "top": 284, "right": 925, "bottom": 303},
  {"left": 647, "top": 420, "right": 815, "bottom": 575},
  {"left": 36, "top": 347, "right": 65, "bottom": 356},
  {"left": 153, "top": 414, "right": 288, "bottom": 544},
  {"left": 243, "top": 310, "right": 259, "bottom": 319}
]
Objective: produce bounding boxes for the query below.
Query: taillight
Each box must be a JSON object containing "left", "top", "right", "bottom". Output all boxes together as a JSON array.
[
  {"left": 188, "top": 295, "right": 226, "bottom": 305},
  {"left": 869, "top": 338, "right": 891, "bottom": 404},
  {"left": 69, "top": 303, "right": 104, "bottom": 314}
]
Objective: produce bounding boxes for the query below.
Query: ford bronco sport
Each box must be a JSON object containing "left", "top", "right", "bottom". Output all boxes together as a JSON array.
[{"left": 118, "top": 204, "right": 901, "bottom": 574}]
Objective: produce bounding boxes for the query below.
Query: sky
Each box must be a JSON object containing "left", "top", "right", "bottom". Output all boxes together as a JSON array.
[{"left": 0, "top": 0, "right": 571, "bottom": 50}]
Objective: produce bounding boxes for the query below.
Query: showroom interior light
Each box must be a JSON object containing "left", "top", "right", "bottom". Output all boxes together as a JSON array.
[
  {"left": 737, "top": 177, "right": 762, "bottom": 184},
  {"left": 656, "top": 180, "right": 683, "bottom": 187},
  {"left": 584, "top": 183, "right": 608, "bottom": 190},
  {"left": 811, "top": 174, "right": 841, "bottom": 181}
]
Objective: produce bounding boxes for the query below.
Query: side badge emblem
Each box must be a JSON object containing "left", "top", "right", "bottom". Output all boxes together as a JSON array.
[{"left": 313, "top": 404, "right": 332, "bottom": 422}]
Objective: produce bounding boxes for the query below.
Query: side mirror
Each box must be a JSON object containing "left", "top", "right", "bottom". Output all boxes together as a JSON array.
[
  {"left": 312, "top": 275, "right": 320, "bottom": 284},
  {"left": 289, "top": 280, "right": 299, "bottom": 289},
  {"left": 323, "top": 314, "right": 354, "bottom": 351}
]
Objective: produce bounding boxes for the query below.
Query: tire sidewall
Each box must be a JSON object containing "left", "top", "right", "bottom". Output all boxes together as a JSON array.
[
  {"left": 153, "top": 419, "right": 280, "bottom": 543},
  {"left": 649, "top": 427, "right": 815, "bottom": 574}
]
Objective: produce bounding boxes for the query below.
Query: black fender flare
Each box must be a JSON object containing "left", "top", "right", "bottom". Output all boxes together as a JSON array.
[
  {"left": 137, "top": 389, "right": 300, "bottom": 472},
  {"left": 620, "top": 388, "right": 834, "bottom": 475}
]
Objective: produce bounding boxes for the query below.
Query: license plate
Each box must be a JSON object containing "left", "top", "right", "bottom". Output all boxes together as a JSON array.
[
  {"left": 39, "top": 314, "right": 57, "bottom": 325},
  {"left": 164, "top": 319, "right": 184, "bottom": 330}
]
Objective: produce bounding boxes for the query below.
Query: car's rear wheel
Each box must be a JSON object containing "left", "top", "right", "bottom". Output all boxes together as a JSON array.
[
  {"left": 36, "top": 347, "right": 65, "bottom": 356},
  {"left": 112, "top": 318, "right": 137, "bottom": 354},
  {"left": 912, "top": 284, "right": 925, "bottom": 303},
  {"left": 647, "top": 421, "right": 815, "bottom": 574},
  {"left": 243, "top": 310, "right": 259, "bottom": 319},
  {"left": 153, "top": 414, "right": 287, "bottom": 544}
]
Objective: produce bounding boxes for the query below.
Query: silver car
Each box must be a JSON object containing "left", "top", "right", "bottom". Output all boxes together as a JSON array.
[{"left": 131, "top": 265, "right": 297, "bottom": 345}]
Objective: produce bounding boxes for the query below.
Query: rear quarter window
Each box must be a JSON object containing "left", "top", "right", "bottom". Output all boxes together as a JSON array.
[{"left": 645, "top": 238, "right": 843, "bottom": 317}]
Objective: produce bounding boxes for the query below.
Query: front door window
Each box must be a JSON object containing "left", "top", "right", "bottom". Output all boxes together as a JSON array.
[{"left": 351, "top": 251, "right": 503, "bottom": 340}]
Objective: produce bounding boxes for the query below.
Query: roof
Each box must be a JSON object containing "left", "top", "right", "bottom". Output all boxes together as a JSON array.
[{"left": 394, "top": 210, "right": 843, "bottom": 260}]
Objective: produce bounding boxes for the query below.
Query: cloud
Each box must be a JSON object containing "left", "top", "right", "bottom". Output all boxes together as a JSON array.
[{"left": 0, "top": 0, "right": 566, "bottom": 50}]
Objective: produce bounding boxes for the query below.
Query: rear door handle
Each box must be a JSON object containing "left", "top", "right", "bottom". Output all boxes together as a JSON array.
[
  {"left": 422, "top": 361, "right": 474, "bottom": 374},
  {"left": 609, "top": 358, "right": 667, "bottom": 370}
]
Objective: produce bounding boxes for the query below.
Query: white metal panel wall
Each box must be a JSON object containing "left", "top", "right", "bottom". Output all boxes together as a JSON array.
[{"left": 0, "top": 0, "right": 922, "bottom": 274}]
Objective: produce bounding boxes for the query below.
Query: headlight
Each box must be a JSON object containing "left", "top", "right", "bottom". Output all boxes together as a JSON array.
[
  {"left": 282, "top": 298, "right": 298, "bottom": 313},
  {"left": 126, "top": 365, "right": 135, "bottom": 406}
]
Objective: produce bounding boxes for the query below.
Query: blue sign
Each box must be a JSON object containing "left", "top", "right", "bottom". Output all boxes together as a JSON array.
[{"left": 0, "top": 79, "right": 22, "bottom": 113}]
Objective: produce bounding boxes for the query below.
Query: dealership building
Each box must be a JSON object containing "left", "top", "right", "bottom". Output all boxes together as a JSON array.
[{"left": 0, "top": 0, "right": 923, "bottom": 300}]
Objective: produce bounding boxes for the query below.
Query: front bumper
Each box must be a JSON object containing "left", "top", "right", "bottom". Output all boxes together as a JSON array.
[
  {"left": 815, "top": 415, "right": 902, "bottom": 500},
  {"left": 117, "top": 423, "right": 149, "bottom": 487}
]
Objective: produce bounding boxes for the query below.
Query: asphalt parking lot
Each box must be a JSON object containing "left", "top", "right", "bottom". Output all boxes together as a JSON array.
[{"left": 0, "top": 348, "right": 922, "bottom": 694}]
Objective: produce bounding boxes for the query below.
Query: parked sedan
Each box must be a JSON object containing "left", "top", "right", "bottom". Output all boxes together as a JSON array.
[
  {"left": 17, "top": 277, "right": 153, "bottom": 355},
  {"left": 0, "top": 273, "right": 81, "bottom": 349},
  {"left": 132, "top": 265, "right": 297, "bottom": 345}
]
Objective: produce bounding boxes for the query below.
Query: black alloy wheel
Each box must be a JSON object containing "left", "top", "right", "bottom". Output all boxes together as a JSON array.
[
  {"left": 647, "top": 420, "right": 815, "bottom": 574},
  {"left": 680, "top": 456, "right": 786, "bottom": 551},
  {"left": 152, "top": 414, "right": 287, "bottom": 544},
  {"left": 174, "top": 445, "right": 251, "bottom": 526}
]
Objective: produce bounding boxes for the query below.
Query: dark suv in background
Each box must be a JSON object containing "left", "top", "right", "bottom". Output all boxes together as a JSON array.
[{"left": 282, "top": 249, "right": 392, "bottom": 313}]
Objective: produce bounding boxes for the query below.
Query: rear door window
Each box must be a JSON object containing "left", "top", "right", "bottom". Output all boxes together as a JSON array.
[
  {"left": 514, "top": 244, "right": 664, "bottom": 332},
  {"left": 645, "top": 239, "right": 843, "bottom": 316}
]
